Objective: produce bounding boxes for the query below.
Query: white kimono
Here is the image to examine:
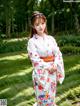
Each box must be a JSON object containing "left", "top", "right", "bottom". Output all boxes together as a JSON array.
[{"left": 27, "top": 34, "right": 65, "bottom": 106}]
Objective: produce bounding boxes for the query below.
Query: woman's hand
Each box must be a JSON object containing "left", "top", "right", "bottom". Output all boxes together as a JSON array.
[{"left": 47, "top": 64, "right": 57, "bottom": 74}]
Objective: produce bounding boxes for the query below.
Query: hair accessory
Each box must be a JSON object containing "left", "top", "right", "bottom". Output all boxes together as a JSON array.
[{"left": 31, "top": 11, "right": 44, "bottom": 20}]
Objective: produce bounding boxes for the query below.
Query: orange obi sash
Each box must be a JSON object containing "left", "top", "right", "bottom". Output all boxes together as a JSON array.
[{"left": 40, "top": 55, "right": 55, "bottom": 62}]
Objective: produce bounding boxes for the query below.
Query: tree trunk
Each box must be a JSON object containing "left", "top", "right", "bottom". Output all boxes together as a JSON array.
[
  {"left": 5, "top": 7, "right": 11, "bottom": 38},
  {"left": 71, "top": 3, "right": 80, "bottom": 33},
  {"left": 74, "top": 13, "right": 80, "bottom": 33},
  {"left": 11, "top": 14, "right": 14, "bottom": 33},
  {"left": 28, "top": 15, "right": 31, "bottom": 32},
  {"left": 22, "top": 23, "right": 24, "bottom": 32},
  {"left": 6, "top": 16, "right": 11, "bottom": 38},
  {"left": 51, "top": 9, "right": 54, "bottom": 36},
  {"left": 25, "top": 21, "right": 27, "bottom": 32}
]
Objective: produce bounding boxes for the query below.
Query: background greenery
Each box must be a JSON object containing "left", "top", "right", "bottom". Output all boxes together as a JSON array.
[
  {"left": 0, "top": 35, "right": 80, "bottom": 54},
  {"left": 0, "top": 0, "right": 80, "bottom": 38}
]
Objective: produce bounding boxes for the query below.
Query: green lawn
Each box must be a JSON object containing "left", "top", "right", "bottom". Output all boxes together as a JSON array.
[{"left": 0, "top": 52, "right": 80, "bottom": 106}]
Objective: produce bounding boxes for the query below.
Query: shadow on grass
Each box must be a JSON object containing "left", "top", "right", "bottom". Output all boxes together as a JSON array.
[
  {"left": 10, "top": 92, "right": 35, "bottom": 106},
  {"left": 0, "top": 66, "right": 34, "bottom": 106},
  {"left": 0, "top": 52, "right": 35, "bottom": 106},
  {"left": 0, "top": 57, "right": 31, "bottom": 76},
  {"left": 64, "top": 55, "right": 80, "bottom": 73},
  {"left": 0, "top": 72, "right": 35, "bottom": 106},
  {"left": 56, "top": 55, "right": 80, "bottom": 105},
  {"left": 0, "top": 54, "right": 80, "bottom": 106}
]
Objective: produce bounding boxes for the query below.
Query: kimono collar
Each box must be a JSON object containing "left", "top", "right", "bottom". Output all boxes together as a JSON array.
[{"left": 33, "top": 34, "right": 47, "bottom": 39}]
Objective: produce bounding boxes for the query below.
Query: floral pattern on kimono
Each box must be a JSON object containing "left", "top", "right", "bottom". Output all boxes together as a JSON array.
[{"left": 27, "top": 34, "right": 65, "bottom": 106}]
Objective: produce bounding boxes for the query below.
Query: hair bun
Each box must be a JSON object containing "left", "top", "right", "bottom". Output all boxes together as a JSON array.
[
  {"left": 32, "top": 11, "right": 40, "bottom": 15},
  {"left": 32, "top": 11, "right": 43, "bottom": 17}
]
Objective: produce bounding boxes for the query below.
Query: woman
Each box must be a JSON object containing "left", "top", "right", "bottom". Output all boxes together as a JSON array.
[{"left": 27, "top": 11, "right": 65, "bottom": 106}]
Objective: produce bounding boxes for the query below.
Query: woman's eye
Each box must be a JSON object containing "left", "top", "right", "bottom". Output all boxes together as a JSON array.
[{"left": 35, "top": 24, "right": 39, "bottom": 26}]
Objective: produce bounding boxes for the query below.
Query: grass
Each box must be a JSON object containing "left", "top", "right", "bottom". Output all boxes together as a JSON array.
[{"left": 0, "top": 52, "right": 80, "bottom": 106}]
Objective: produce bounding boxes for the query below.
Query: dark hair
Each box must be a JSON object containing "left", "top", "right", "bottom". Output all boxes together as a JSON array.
[{"left": 30, "top": 11, "right": 48, "bottom": 38}]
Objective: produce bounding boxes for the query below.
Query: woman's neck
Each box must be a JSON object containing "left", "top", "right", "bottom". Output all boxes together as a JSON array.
[{"left": 37, "top": 32, "right": 45, "bottom": 37}]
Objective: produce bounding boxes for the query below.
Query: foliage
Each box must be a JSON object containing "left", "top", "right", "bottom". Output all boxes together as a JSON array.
[
  {"left": 11, "top": 31, "right": 29, "bottom": 38},
  {"left": 61, "top": 46, "right": 80, "bottom": 55},
  {"left": 56, "top": 35, "right": 80, "bottom": 47},
  {"left": 0, "top": 0, "right": 80, "bottom": 38},
  {"left": 0, "top": 38, "right": 27, "bottom": 53}
]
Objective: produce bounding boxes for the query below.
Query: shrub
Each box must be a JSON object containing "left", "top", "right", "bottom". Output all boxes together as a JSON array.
[
  {"left": 56, "top": 35, "right": 80, "bottom": 47},
  {"left": 0, "top": 38, "right": 28, "bottom": 53},
  {"left": 61, "top": 46, "right": 80, "bottom": 55},
  {"left": 11, "top": 31, "right": 29, "bottom": 38}
]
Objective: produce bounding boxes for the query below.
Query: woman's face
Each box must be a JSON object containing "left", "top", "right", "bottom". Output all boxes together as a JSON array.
[{"left": 33, "top": 18, "right": 46, "bottom": 35}]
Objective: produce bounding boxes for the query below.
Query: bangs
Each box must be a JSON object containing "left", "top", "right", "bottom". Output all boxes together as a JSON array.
[{"left": 34, "top": 17, "right": 46, "bottom": 24}]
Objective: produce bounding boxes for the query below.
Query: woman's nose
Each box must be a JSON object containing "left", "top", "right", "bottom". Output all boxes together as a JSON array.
[{"left": 39, "top": 24, "right": 42, "bottom": 28}]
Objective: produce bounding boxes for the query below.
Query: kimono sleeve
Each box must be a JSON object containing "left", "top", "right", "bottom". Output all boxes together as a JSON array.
[
  {"left": 50, "top": 36, "right": 65, "bottom": 84},
  {"left": 27, "top": 39, "right": 50, "bottom": 70}
]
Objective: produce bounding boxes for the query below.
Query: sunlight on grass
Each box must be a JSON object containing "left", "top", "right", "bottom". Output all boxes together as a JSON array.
[
  {"left": 56, "top": 86, "right": 80, "bottom": 103},
  {"left": 0, "top": 53, "right": 80, "bottom": 106},
  {"left": 0, "top": 52, "right": 28, "bottom": 60},
  {"left": 16, "top": 97, "right": 35, "bottom": 106},
  {"left": 59, "top": 99, "right": 72, "bottom": 106},
  {"left": 68, "top": 64, "right": 80, "bottom": 72},
  {"left": 0, "top": 87, "right": 11, "bottom": 95},
  {"left": 4, "top": 37, "right": 27, "bottom": 43},
  {"left": 8, "top": 67, "right": 33, "bottom": 77},
  {"left": 0, "top": 75, "right": 8, "bottom": 80},
  {"left": 64, "top": 55, "right": 80, "bottom": 72},
  {"left": 11, "top": 87, "right": 34, "bottom": 101}
]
